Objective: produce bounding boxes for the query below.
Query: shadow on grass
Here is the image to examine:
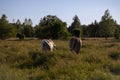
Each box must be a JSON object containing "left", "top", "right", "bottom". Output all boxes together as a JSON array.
[
  {"left": 109, "top": 64, "right": 120, "bottom": 75},
  {"left": 7, "top": 38, "right": 38, "bottom": 41},
  {"left": 17, "top": 51, "right": 57, "bottom": 70},
  {"left": 108, "top": 52, "right": 120, "bottom": 60}
]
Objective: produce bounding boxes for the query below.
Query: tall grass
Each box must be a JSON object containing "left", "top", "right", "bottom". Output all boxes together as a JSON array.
[{"left": 0, "top": 38, "right": 120, "bottom": 80}]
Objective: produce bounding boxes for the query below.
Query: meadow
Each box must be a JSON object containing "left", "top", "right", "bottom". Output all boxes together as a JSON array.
[{"left": 0, "top": 38, "right": 120, "bottom": 80}]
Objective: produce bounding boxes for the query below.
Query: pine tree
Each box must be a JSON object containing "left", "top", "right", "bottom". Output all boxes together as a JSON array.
[
  {"left": 99, "top": 9, "right": 116, "bottom": 39},
  {"left": 68, "top": 15, "right": 82, "bottom": 37},
  {"left": 0, "top": 14, "right": 16, "bottom": 39},
  {"left": 22, "top": 18, "right": 34, "bottom": 37}
]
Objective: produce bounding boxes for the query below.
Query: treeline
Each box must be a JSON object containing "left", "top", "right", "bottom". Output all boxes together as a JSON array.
[{"left": 0, "top": 9, "right": 120, "bottom": 40}]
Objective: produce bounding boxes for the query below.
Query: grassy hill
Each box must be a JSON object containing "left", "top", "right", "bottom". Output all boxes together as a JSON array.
[{"left": 0, "top": 38, "right": 120, "bottom": 80}]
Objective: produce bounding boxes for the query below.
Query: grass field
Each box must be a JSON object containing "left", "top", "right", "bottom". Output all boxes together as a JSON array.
[{"left": 0, "top": 38, "right": 120, "bottom": 80}]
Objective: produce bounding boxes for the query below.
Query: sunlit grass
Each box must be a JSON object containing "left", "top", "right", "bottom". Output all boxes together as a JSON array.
[{"left": 0, "top": 38, "right": 120, "bottom": 80}]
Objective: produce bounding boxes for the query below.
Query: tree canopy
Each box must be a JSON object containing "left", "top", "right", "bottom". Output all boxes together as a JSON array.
[
  {"left": 99, "top": 9, "right": 116, "bottom": 38},
  {"left": 35, "top": 15, "right": 69, "bottom": 39},
  {"left": 0, "top": 9, "right": 120, "bottom": 40},
  {"left": 0, "top": 14, "right": 16, "bottom": 39},
  {"left": 68, "top": 15, "right": 81, "bottom": 33}
]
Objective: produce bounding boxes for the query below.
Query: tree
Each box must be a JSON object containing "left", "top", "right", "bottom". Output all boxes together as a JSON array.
[
  {"left": 86, "top": 20, "right": 100, "bottom": 37},
  {"left": 81, "top": 25, "right": 88, "bottom": 37},
  {"left": 68, "top": 15, "right": 81, "bottom": 33},
  {"left": 35, "top": 15, "right": 69, "bottom": 39},
  {"left": 68, "top": 15, "right": 82, "bottom": 37},
  {"left": 15, "top": 19, "right": 23, "bottom": 33},
  {"left": 114, "top": 25, "right": 120, "bottom": 39},
  {"left": 51, "top": 21, "right": 69, "bottom": 39},
  {"left": 99, "top": 9, "right": 116, "bottom": 39},
  {"left": 16, "top": 33, "right": 24, "bottom": 40},
  {"left": 22, "top": 18, "right": 35, "bottom": 37},
  {"left": 0, "top": 14, "right": 16, "bottom": 39}
]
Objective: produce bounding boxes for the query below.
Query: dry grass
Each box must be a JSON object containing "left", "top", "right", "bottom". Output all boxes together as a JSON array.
[{"left": 0, "top": 38, "right": 120, "bottom": 80}]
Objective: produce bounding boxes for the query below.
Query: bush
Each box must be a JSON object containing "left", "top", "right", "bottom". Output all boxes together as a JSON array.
[
  {"left": 108, "top": 52, "right": 120, "bottom": 60},
  {"left": 16, "top": 33, "right": 24, "bottom": 40}
]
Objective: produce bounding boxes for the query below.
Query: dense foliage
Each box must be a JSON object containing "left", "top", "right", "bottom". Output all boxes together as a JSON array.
[
  {"left": 0, "top": 15, "right": 16, "bottom": 39},
  {"left": 81, "top": 9, "right": 119, "bottom": 38},
  {"left": 0, "top": 9, "right": 120, "bottom": 39},
  {"left": 99, "top": 9, "right": 116, "bottom": 38},
  {"left": 34, "top": 15, "right": 69, "bottom": 39}
]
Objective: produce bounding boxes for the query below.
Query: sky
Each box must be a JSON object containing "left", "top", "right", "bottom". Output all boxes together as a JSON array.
[{"left": 0, "top": 0, "right": 120, "bottom": 26}]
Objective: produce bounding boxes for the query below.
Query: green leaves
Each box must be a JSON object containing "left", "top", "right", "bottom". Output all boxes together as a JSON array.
[
  {"left": 0, "top": 14, "right": 16, "bottom": 39},
  {"left": 99, "top": 9, "right": 116, "bottom": 38},
  {"left": 35, "top": 15, "right": 69, "bottom": 39}
]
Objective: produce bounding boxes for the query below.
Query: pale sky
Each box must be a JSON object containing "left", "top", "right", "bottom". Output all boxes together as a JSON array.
[{"left": 0, "top": 0, "right": 120, "bottom": 26}]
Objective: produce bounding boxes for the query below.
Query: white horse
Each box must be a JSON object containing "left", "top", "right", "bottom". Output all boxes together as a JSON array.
[{"left": 41, "top": 39, "right": 56, "bottom": 53}]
